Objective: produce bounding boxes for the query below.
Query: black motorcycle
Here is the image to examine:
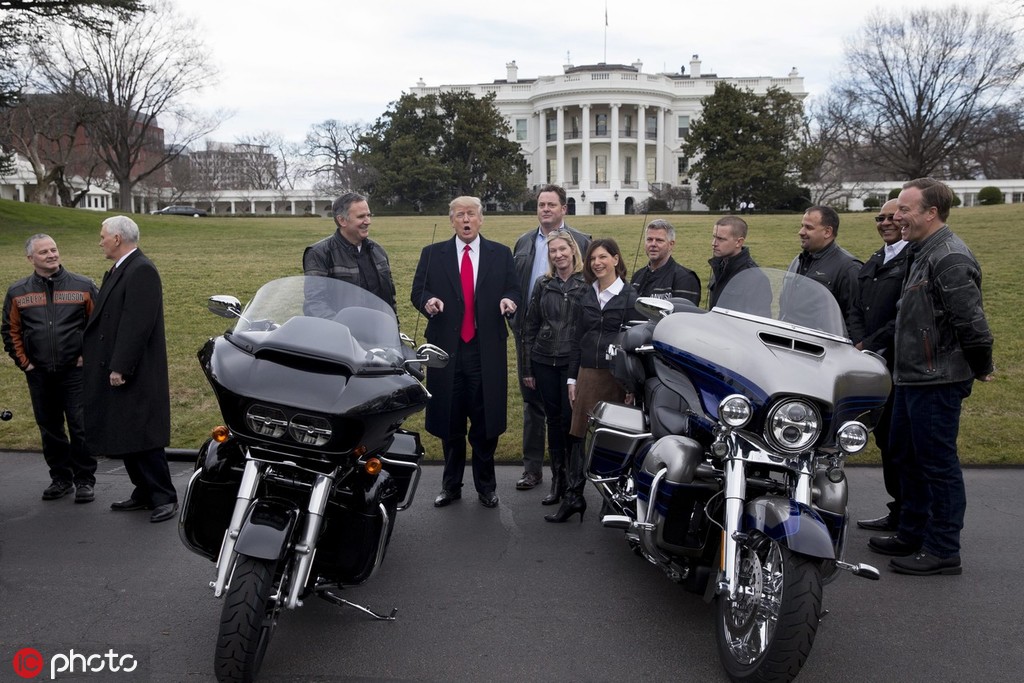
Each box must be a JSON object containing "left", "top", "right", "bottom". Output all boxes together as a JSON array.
[{"left": 179, "top": 276, "right": 447, "bottom": 683}]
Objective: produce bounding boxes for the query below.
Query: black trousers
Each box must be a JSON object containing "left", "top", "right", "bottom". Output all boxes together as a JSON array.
[
  {"left": 122, "top": 446, "right": 177, "bottom": 507},
  {"left": 441, "top": 339, "right": 497, "bottom": 495},
  {"left": 25, "top": 366, "right": 96, "bottom": 486}
]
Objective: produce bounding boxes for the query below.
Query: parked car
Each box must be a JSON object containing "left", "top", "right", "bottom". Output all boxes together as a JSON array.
[{"left": 151, "top": 205, "right": 207, "bottom": 217}]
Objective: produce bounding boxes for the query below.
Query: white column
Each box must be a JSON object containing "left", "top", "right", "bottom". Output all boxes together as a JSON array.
[
  {"left": 17, "top": 184, "right": 25, "bottom": 201},
  {"left": 656, "top": 107, "right": 667, "bottom": 184},
  {"left": 537, "top": 109, "right": 547, "bottom": 185},
  {"left": 610, "top": 103, "right": 620, "bottom": 190},
  {"left": 290, "top": 200, "right": 297, "bottom": 215},
  {"left": 310, "top": 200, "right": 316, "bottom": 215},
  {"left": 581, "top": 104, "right": 591, "bottom": 193},
  {"left": 250, "top": 200, "right": 256, "bottom": 214},
  {"left": 555, "top": 107, "right": 565, "bottom": 186},
  {"left": 270, "top": 201, "right": 277, "bottom": 214},
  {"left": 230, "top": 200, "right": 237, "bottom": 214},
  {"left": 637, "top": 105, "right": 647, "bottom": 192}
]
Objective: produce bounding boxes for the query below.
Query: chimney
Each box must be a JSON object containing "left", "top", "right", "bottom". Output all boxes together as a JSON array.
[
  {"left": 632, "top": 58, "right": 643, "bottom": 72},
  {"left": 689, "top": 55, "right": 702, "bottom": 78},
  {"left": 506, "top": 60, "right": 519, "bottom": 83}
]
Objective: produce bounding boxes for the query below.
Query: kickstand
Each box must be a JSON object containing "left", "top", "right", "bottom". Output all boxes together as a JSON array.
[{"left": 317, "top": 589, "right": 398, "bottom": 621}]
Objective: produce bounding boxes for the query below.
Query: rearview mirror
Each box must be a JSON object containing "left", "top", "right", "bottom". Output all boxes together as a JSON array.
[
  {"left": 208, "top": 295, "right": 242, "bottom": 319},
  {"left": 415, "top": 343, "right": 449, "bottom": 369}
]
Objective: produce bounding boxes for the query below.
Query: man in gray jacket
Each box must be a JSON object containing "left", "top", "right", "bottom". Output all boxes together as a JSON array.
[
  {"left": 867, "top": 178, "right": 994, "bottom": 576},
  {"left": 303, "top": 192, "right": 397, "bottom": 313},
  {"left": 510, "top": 185, "right": 590, "bottom": 492}
]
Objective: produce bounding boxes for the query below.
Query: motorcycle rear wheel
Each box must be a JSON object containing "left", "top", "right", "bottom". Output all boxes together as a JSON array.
[
  {"left": 714, "top": 533, "right": 823, "bottom": 682},
  {"left": 215, "top": 555, "right": 285, "bottom": 683}
]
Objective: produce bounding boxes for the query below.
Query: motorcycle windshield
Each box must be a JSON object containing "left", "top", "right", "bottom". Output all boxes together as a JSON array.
[
  {"left": 229, "top": 276, "right": 406, "bottom": 373},
  {"left": 712, "top": 267, "right": 848, "bottom": 340}
]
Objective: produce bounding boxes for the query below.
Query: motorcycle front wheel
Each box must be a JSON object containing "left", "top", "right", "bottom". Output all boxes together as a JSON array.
[
  {"left": 714, "top": 533, "right": 823, "bottom": 682},
  {"left": 215, "top": 555, "right": 286, "bottom": 683}
]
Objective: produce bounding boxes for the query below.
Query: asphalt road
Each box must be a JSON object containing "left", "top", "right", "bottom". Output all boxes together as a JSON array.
[{"left": 1, "top": 452, "right": 1021, "bottom": 682}]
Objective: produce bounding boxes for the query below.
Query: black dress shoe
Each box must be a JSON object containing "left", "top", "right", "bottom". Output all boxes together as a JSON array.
[
  {"left": 150, "top": 502, "right": 179, "bottom": 523},
  {"left": 868, "top": 534, "right": 921, "bottom": 557},
  {"left": 110, "top": 498, "right": 151, "bottom": 511},
  {"left": 434, "top": 490, "right": 461, "bottom": 507},
  {"left": 890, "top": 551, "right": 962, "bottom": 576},
  {"left": 479, "top": 491, "right": 499, "bottom": 508},
  {"left": 857, "top": 514, "right": 898, "bottom": 532}
]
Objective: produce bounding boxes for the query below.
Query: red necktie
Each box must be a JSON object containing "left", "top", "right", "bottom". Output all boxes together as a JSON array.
[{"left": 460, "top": 244, "right": 475, "bottom": 342}]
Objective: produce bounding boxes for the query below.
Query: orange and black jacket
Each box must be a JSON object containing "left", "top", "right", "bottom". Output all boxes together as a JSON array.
[{"left": 2, "top": 266, "right": 97, "bottom": 371}]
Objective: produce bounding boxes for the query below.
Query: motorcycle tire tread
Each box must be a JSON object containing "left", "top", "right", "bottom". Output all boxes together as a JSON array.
[{"left": 215, "top": 556, "right": 280, "bottom": 682}]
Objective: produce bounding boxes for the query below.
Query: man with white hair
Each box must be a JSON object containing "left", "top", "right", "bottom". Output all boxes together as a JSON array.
[{"left": 83, "top": 215, "right": 178, "bottom": 523}]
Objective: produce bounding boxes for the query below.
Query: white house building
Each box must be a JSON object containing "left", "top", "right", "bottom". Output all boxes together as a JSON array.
[{"left": 409, "top": 56, "right": 808, "bottom": 215}]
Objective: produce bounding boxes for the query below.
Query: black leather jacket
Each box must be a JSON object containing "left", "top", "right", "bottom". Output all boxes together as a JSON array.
[
  {"left": 303, "top": 231, "right": 397, "bottom": 310},
  {"left": 521, "top": 272, "right": 586, "bottom": 370},
  {"left": 511, "top": 224, "right": 590, "bottom": 333},
  {"left": 630, "top": 257, "right": 701, "bottom": 305},
  {"left": 568, "top": 281, "right": 639, "bottom": 378},
  {"left": 2, "top": 266, "right": 97, "bottom": 371},
  {"left": 894, "top": 226, "right": 993, "bottom": 385}
]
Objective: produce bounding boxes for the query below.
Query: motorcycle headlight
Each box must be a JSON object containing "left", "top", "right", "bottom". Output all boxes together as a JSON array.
[
  {"left": 719, "top": 394, "right": 753, "bottom": 428},
  {"left": 836, "top": 421, "right": 869, "bottom": 454},
  {"left": 246, "top": 405, "right": 288, "bottom": 439},
  {"left": 289, "top": 414, "right": 333, "bottom": 447},
  {"left": 765, "top": 399, "right": 820, "bottom": 453}
]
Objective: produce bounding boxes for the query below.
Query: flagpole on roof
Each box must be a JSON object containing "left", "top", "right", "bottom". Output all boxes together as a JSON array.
[{"left": 604, "top": 1, "right": 608, "bottom": 62}]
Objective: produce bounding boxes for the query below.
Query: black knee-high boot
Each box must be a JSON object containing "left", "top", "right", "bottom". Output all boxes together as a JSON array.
[
  {"left": 544, "top": 440, "right": 586, "bottom": 523},
  {"left": 542, "top": 449, "right": 567, "bottom": 506}
]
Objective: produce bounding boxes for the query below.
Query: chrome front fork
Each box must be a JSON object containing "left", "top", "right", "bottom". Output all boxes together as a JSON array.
[
  {"left": 211, "top": 457, "right": 334, "bottom": 610},
  {"left": 719, "top": 457, "right": 746, "bottom": 600},
  {"left": 212, "top": 458, "right": 264, "bottom": 598}
]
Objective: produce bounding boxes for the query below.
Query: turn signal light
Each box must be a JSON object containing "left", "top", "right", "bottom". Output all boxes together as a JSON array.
[
  {"left": 363, "top": 457, "right": 383, "bottom": 476},
  {"left": 211, "top": 425, "right": 230, "bottom": 443}
]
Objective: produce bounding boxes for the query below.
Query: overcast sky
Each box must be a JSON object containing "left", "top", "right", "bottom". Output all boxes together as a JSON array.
[{"left": 171, "top": 0, "right": 1004, "bottom": 144}]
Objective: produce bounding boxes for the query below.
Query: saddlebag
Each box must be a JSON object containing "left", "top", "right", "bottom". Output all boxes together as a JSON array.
[{"left": 585, "top": 402, "right": 650, "bottom": 479}]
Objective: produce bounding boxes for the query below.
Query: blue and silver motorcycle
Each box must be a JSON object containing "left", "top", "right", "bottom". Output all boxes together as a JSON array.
[{"left": 587, "top": 268, "right": 890, "bottom": 682}]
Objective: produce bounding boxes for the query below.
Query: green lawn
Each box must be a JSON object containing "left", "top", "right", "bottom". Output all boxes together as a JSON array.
[{"left": 1, "top": 200, "right": 1019, "bottom": 464}]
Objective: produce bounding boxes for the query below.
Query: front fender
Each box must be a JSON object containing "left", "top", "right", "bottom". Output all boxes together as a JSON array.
[
  {"left": 744, "top": 495, "right": 835, "bottom": 560},
  {"left": 234, "top": 498, "right": 301, "bottom": 561}
]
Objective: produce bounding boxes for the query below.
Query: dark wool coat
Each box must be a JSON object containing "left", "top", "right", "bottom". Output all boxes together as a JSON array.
[
  {"left": 410, "top": 235, "right": 520, "bottom": 440},
  {"left": 82, "top": 250, "right": 171, "bottom": 455}
]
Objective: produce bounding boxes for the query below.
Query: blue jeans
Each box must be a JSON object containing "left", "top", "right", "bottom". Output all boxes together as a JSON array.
[{"left": 890, "top": 380, "right": 974, "bottom": 558}]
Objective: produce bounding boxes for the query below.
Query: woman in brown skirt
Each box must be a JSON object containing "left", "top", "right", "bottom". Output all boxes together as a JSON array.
[{"left": 546, "top": 238, "right": 637, "bottom": 523}]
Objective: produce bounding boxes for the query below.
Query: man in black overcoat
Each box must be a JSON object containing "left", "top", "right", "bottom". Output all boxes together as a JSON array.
[
  {"left": 83, "top": 215, "right": 178, "bottom": 523},
  {"left": 411, "top": 196, "right": 520, "bottom": 509}
]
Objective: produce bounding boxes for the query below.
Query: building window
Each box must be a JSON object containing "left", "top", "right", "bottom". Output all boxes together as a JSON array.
[
  {"left": 646, "top": 157, "right": 656, "bottom": 183},
  {"left": 646, "top": 114, "right": 658, "bottom": 140},
  {"left": 623, "top": 114, "right": 633, "bottom": 137},
  {"left": 546, "top": 118, "right": 557, "bottom": 142},
  {"left": 624, "top": 156, "right": 633, "bottom": 183},
  {"left": 677, "top": 115, "right": 690, "bottom": 139},
  {"left": 515, "top": 118, "right": 527, "bottom": 141},
  {"left": 677, "top": 157, "right": 689, "bottom": 183},
  {"left": 547, "top": 157, "right": 557, "bottom": 183},
  {"left": 570, "top": 115, "right": 580, "bottom": 138},
  {"left": 595, "top": 155, "right": 607, "bottom": 183},
  {"left": 595, "top": 113, "right": 608, "bottom": 136},
  {"left": 571, "top": 157, "right": 579, "bottom": 184}
]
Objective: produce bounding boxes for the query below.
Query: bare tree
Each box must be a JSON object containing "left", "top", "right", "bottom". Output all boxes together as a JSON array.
[
  {"left": 824, "top": 6, "right": 1024, "bottom": 179},
  {"left": 234, "top": 132, "right": 305, "bottom": 191},
  {"left": 301, "top": 119, "right": 372, "bottom": 196},
  {"left": 29, "top": 0, "right": 224, "bottom": 211}
]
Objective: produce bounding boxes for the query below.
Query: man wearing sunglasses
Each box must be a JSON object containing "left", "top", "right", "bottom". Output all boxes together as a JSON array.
[{"left": 850, "top": 199, "right": 909, "bottom": 533}]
